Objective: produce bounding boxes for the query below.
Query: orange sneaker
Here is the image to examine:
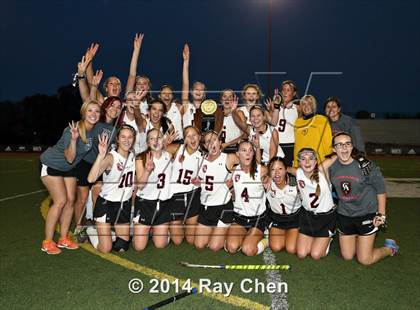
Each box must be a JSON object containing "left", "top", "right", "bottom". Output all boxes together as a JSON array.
[
  {"left": 41, "top": 240, "right": 62, "bottom": 255},
  {"left": 57, "top": 236, "right": 79, "bottom": 250}
]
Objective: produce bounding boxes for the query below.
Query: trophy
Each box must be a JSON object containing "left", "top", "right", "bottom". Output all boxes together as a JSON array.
[{"left": 200, "top": 99, "right": 218, "bottom": 131}]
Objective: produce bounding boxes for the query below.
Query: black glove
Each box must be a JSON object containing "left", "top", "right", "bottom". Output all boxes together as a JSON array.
[{"left": 355, "top": 155, "right": 373, "bottom": 176}]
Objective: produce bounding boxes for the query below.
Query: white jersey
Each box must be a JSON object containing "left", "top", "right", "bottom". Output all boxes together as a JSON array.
[
  {"left": 266, "top": 179, "right": 301, "bottom": 215},
  {"left": 238, "top": 106, "right": 252, "bottom": 125},
  {"left": 296, "top": 168, "right": 334, "bottom": 213},
  {"left": 277, "top": 104, "right": 298, "bottom": 144},
  {"left": 182, "top": 103, "right": 196, "bottom": 128},
  {"left": 100, "top": 150, "right": 136, "bottom": 202},
  {"left": 198, "top": 152, "right": 231, "bottom": 206},
  {"left": 170, "top": 145, "right": 202, "bottom": 194},
  {"left": 232, "top": 164, "right": 266, "bottom": 217},
  {"left": 221, "top": 114, "right": 242, "bottom": 144},
  {"left": 123, "top": 113, "right": 146, "bottom": 155},
  {"left": 249, "top": 125, "right": 285, "bottom": 164},
  {"left": 139, "top": 100, "right": 149, "bottom": 116},
  {"left": 137, "top": 151, "right": 173, "bottom": 201},
  {"left": 166, "top": 102, "right": 183, "bottom": 140}
]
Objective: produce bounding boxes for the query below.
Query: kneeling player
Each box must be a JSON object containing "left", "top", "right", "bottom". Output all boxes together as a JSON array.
[{"left": 87, "top": 125, "right": 136, "bottom": 253}]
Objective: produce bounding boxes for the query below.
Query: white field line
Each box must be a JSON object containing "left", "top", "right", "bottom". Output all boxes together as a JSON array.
[{"left": 0, "top": 189, "right": 47, "bottom": 202}]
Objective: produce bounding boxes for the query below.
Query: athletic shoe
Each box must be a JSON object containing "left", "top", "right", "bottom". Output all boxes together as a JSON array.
[
  {"left": 41, "top": 240, "right": 62, "bottom": 255},
  {"left": 86, "top": 226, "right": 99, "bottom": 249},
  {"left": 384, "top": 239, "right": 399, "bottom": 256},
  {"left": 57, "top": 236, "right": 79, "bottom": 250},
  {"left": 75, "top": 226, "right": 89, "bottom": 243}
]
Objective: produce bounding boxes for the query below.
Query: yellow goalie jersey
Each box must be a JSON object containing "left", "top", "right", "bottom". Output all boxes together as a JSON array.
[{"left": 293, "top": 115, "right": 333, "bottom": 167}]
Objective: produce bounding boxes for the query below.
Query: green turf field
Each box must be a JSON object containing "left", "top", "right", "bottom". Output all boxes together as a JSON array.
[{"left": 1, "top": 155, "right": 419, "bottom": 309}]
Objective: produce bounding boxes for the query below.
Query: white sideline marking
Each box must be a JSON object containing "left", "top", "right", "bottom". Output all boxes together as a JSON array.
[
  {"left": 0, "top": 189, "right": 47, "bottom": 202},
  {"left": 263, "top": 248, "right": 288, "bottom": 310}
]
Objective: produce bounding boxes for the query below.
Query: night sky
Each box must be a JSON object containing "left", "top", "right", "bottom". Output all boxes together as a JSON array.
[{"left": 2, "top": 0, "right": 419, "bottom": 115}]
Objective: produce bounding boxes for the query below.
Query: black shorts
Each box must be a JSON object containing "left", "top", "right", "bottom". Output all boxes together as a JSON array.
[
  {"left": 133, "top": 196, "right": 171, "bottom": 226},
  {"left": 279, "top": 143, "right": 294, "bottom": 167},
  {"left": 337, "top": 213, "right": 378, "bottom": 236},
  {"left": 39, "top": 161, "right": 75, "bottom": 178},
  {"left": 198, "top": 200, "right": 234, "bottom": 227},
  {"left": 233, "top": 211, "right": 268, "bottom": 233},
  {"left": 268, "top": 208, "right": 301, "bottom": 230},
  {"left": 75, "top": 159, "right": 93, "bottom": 187},
  {"left": 93, "top": 196, "right": 131, "bottom": 224},
  {"left": 168, "top": 188, "right": 201, "bottom": 221},
  {"left": 299, "top": 208, "right": 337, "bottom": 238}
]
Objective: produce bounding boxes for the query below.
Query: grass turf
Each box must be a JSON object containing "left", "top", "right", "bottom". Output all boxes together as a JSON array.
[{"left": 1, "top": 154, "right": 419, "bottom": 309}]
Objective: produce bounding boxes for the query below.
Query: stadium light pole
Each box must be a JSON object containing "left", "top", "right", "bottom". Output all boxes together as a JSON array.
[{"left": 268, "top": 0, "right": 273, "bottom": 97}]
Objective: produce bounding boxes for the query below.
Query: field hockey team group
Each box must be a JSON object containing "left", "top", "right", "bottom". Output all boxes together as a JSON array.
[{"left": 39, "top": 34, "right": 399, "bottom": 265}]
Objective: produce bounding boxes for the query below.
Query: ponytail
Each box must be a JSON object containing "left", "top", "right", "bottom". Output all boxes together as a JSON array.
[{"left": 311, "top": 164, "right": 321, "bottom": 196}]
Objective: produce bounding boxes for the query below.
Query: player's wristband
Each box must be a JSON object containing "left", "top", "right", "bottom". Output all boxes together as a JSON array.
[{"left": 273, "top": 103, "right": 280, "bottom": 109}]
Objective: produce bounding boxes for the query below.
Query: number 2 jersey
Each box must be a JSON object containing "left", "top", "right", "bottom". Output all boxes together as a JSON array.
[
  {"left": 170, "top": 145, "right": 202, "bottom": 195},
  {"left": 232, "top": 164, "right": 266, "bottom": 217},
  {"left": 296, "top": 168, "right": 334, "bottom": 213},
  {"left": 198, "top": 152, "right": 232, "bottom": 206},
  {"left": 136, "top": 151, "right": 173, "bottom": 201},
  {"left": 100, "top": 150, "right": 136, "bottom": 202}
]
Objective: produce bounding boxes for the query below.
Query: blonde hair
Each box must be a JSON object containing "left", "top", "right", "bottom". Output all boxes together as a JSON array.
[
  {"left": 103, "top": 76, "right": 121, "bottom": 93},
  {"left": 241, "top": 83, "right": 263, "bottom": 101},
  {"left": 79, "top": 100, "right": 100, "bottom": 144},
  {"left": 300, "top": 95, "right": 317, "bottom": 113}
]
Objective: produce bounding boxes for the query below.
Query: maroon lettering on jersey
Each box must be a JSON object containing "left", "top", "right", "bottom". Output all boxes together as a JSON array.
[
  {"left": 235, "top": 174, "right": 240, "bottom": 182},
  {"left": 298, "top": 180, "right": 305, "bottom": 188},
  {"left": 203, "top": 164, "right": 207, "bottom": 172}
]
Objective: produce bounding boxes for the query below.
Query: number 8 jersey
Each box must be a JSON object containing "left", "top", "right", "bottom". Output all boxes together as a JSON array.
[
  {"left": 296, "top": 168, "right": 334, "bottom": 213},
  {"left": 100, "top": 150, "right": 136, "bottom": 202},
  {"left": 232, "top": 164, "right": 266, "bottom": 217}
]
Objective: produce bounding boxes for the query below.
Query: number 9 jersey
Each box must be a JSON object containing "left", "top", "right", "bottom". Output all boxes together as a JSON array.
[{"left": 100, "top": 150, "right": 136, "bottom": 202}]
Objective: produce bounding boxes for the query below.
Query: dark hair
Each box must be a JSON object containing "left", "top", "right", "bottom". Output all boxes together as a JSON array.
[
  {"left": 100, "top": 96, "right": 121, "bottom": 123},
  {"left": 324, "top": 96, "right": 341, "bottom": 111},
  {"left": 149, "top": 99, "right": 167, "bottom": 114},
  {"left": 237, "top": 140, "right": 257, "bottom": 179},
  {"left": 116, "top": 124, "right": 137, "bottom": 150},
  {"left": 332, "top": 131, "right": 363, "bottom": 157},
  {"left": 159, "top": 84, "right": 173, "bottom": 92},
  {"left": 268, "top": 156, "right": 287, "bottom": 171}
]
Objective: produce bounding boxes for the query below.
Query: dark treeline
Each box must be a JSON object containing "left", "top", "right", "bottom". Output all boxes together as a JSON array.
[{"left": 1, "top": 85, "right": 82, "bottom": 146}]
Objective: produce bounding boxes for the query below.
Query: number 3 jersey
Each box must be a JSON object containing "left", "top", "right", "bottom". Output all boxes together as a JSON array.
[
  {"left": 198, "top": 152, "right": 232, "bottom": 206},
  {"left": 296, "top": 168, "right": 334, "bottom": 213},
  {"left": 170, "top": 145, "right": 202, "bottom": 195},
  {"left": 266, "top": 179, "right": 302, "bottom": 215},
  {"left": 137, "top": 151, "right": 173, "bottom": 201},
  {"left": 232, "top": 164, "right": 266, "bottom": 217},
  {"left": 100, "top": 150, "right": 136, "bottom": 202}
]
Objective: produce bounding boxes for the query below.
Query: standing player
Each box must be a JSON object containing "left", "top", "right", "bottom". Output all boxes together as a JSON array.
[
  {"left": 248, "top": 105, "right": 284, "bottom": 165},
  {"left": 232, "top": 84, "right": 263, "bottom": 134},
  {"left": 324, "top": 97, "right": 365, "bottom": 154},
  {"left": 166, "top": 126, "right": 203, "bottom": 245},
  {"left": 226, "top": 140, "right": 269, "bottom": 256},
  {"left": 289, "top": 148, "right": 336, "bottom": 260},
  {"left": 87, "top": 125, "right": 136, "bottom": 253},
  {"left": 266, "top": 157, "right": 302, "bottom": 254},
  {"left": 132, "top": 129, "right": 174, "bottom": 251},
  {"left": 294, "top": 95, "right": 332, "bottom": 167},
  {"left": 329, "top": 132, "right": 398, "bottom": 264},
  {"left": 270, "top": 81, "right": 300, "bottom": 167},
  {"left": 192, "top": 131, "right": 238, "bottom": 251},
  {"left": 159, "top": 85, "right": 184, "bottom": 142},
  {"left": 40, "top": 100, "right": 101, "bottom": 254},
  {"left": 219, "top": 89, "right": 243, "bottom": 152}
]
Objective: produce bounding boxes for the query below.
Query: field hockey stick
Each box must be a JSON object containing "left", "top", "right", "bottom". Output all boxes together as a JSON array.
[
  {"left": 143, "top": 288, "right": 198, "bottom": 310},
  {"left": 180, "top": 262, "right": 290, "bottom": 270}
]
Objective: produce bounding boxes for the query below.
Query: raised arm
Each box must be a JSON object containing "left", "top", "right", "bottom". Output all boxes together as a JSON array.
[
  {"left": 126, "top": 33, "right": 144, "bottom": 93},
  {"left": 232, "top": 109, "right": 249, "bottom": 134},
  {"left": 87, "top": 134, "right": 113, "bottom": 183},
  {"left": 89, "top": 70, "right": 104, "bottom": 103},
  {"left": 182, "top": 43, "right": 190, "bottom": 105},
  {"left": 135, "top": 152, "right": 154, "bottom": 190},
  {"left": 64, "top": 121, "right": 79, "bottom": 164},
  {"left": 77, "top": 56, "right": 91, "bottom": 102}
]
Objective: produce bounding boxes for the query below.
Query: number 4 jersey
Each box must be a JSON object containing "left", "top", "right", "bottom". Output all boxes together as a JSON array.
[
  {"left": 100, "top": 150, "right": 136, "bottom": 202},
  {"left": 232, "top": 164, "right": 266, "bottom": 217},
  {"left": 296, "top": 168, "right": 334, "bottom": 213}
]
